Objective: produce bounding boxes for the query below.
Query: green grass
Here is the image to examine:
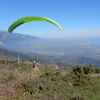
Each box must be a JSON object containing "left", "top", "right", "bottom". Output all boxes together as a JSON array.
[{"left": 0, "top": 60, "right": 100, "bottom": 100}]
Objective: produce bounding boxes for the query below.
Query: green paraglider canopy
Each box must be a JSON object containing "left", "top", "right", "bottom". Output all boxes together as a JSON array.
[{"left": 7, "top": 16, "right": 63, "bottom": 34}]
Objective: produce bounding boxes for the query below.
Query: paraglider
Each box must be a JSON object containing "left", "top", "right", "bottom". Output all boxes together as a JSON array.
[
  {"left": 32, "top": 59, "right": 37, "bottom": 68},
  {"left": 7, "top": 16, "right": 63, "bottom": 34}
]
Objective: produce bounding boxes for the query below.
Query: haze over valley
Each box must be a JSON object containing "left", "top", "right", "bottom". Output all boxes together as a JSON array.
[{"left": 0, "top": 30, "right": 100, "bottom": 67}]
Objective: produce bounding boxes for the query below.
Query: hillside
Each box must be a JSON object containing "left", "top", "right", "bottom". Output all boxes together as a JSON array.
[{"left": 0, "top": 59, "right": 100, "bottom": 100}]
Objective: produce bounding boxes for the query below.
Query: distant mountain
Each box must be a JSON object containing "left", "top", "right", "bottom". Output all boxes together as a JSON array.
[
  {"left": 0, "top": 30, "right": 40, "bottom": 52},
  {"left": 0, "top": 30, "right": 39, "bottom": 41},
  {"left": 0, "top": 41, "right": 4, "bottom": 46}
]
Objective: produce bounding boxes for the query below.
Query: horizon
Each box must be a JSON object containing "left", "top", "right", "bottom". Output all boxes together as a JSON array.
[{"left": 1, "top": 29, "right": 100, "bottom": 46}]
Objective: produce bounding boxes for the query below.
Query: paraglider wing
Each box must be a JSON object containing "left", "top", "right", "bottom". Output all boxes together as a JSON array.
[
  {"left": 7, "top": 16, "right": 63, "bottom": 34},
  {"left": 9, "top": 22, "right": 24, "bottom": 34}
]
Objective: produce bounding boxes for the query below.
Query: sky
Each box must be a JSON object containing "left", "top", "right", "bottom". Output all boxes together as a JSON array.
[{"left": 0, "top": 0, "right": 100, "bottom": 38}]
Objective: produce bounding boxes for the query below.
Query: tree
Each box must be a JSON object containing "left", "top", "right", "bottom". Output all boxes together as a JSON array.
[{"left": 87, "top": 64, "right": 95, "bottom": 74}]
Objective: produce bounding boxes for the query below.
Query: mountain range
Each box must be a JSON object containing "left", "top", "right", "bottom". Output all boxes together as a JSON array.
[{"left": 0, "top": 30, "right": 40, "bottom": 51}]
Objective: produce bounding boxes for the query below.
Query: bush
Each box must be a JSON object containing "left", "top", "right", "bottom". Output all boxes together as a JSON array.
[
  {"left": 73, "top": 65, "right": 84, "bottom": 75},
  {"left": 62, "top": 73, "right": 78, "bottom": 82},
  {"left": 73, "top": 74, "right": 90, "bottom": 87},
  {"left": 73, "top": 64, "right": 99, "bottom": 75},
  {"left": 95, "top": 68, "right": 100, "bottom": 73}
]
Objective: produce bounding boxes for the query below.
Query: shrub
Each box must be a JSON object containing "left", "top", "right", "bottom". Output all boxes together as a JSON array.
[
  {"left": 73, "top": 74, "right": 90, "bottom": 87},
  {"left": 95, "top": 68, "right": 100, "bottom": 73}
]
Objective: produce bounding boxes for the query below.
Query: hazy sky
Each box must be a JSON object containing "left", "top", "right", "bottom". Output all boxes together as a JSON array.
[{"left": 0, "top": 0, "right": 100, "bottom": 38}]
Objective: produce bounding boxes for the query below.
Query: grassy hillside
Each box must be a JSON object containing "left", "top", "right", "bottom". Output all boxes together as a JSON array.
[{"left": 0, "top": 59, "right": 100, "bottom": 100}]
